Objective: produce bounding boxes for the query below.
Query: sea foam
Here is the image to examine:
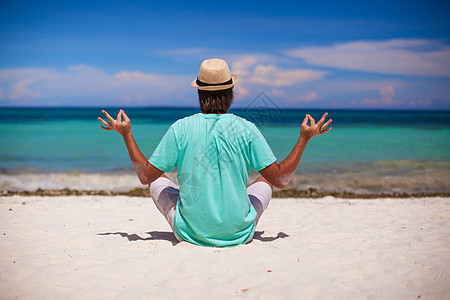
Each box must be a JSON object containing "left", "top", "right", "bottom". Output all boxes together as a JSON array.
[{"left": 0, "top": 171, "right": 143, "bottom": 192}]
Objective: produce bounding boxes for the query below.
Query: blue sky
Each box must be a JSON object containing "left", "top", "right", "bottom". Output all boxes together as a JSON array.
[{"left": 0, "top": 0, "right": 449, "bottom": 109}]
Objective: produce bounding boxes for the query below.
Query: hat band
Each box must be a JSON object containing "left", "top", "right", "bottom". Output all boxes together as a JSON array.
[{"left": 196, "top": 77, "right": 233, "bottom": 87}]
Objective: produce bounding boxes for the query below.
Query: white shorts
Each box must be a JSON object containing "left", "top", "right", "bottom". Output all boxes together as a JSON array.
[{"left": 149, "top": 177, "right": 272, "bottom": 240}]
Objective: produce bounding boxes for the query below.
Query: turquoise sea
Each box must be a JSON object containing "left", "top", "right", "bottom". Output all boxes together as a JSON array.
[{"left": 1, "top": 108, "right": 449, "bottom": 193}]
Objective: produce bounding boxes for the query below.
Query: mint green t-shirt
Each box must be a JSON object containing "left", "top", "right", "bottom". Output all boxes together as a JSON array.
[{"left": 149, "top": 113, "right": 276, "bottom": 247}]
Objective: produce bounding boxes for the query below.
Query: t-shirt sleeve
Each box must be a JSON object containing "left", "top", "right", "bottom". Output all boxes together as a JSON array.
[
  {"left": 148, "top": 125, "right": 179, "bottom": 172},
  {"left": 248, "top": 124, "right": 277, "bottom": 171}
]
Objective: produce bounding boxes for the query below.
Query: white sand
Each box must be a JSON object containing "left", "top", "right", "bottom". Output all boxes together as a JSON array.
[{"left": 1, "top": 196, "right": 449, "bottom": 299}]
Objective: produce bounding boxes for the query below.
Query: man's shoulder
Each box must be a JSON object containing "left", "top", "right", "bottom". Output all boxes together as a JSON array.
[
  {"left": 172, "top": 113, "right": 201, "bottom": 125},
  {"left": 226, "top": 113, "right": 257, "bottom": 128},
  {"left": 173, "top": 113, "right": 253, "bottom": 124},
  {"left": 171, "top": 113, "right": 258, "bottom": 132}
]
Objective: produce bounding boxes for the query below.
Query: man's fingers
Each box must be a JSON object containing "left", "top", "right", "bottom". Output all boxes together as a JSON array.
[
  {"left": 121, "top": 109, "right": 130, "bottom": 122},
  {"left": 98, "top": 117, "right": 110, "bottom": 127},
  {"left": 319, "top": 127, "right": 332, "bottom": 135},
  {"left": 321, "top": 118, "right": 333, "bottom": 129},
  {"left": 317, "top": 112, "right": 328, "bottom": 127},
  {"left": 302, "top": 114, "right": 309, "bottom": 126},
  {"left": 308, "top": 114, "right": 316, "bottom": 126},
  {"left": 100, "top": 126, "right": 113, "bottom": 131},
  {"left": 102, "top": 110, "right": 115, "bottom": 123},
  {"left": 117, "top": 110, "right": 122, "bottom": 123}
]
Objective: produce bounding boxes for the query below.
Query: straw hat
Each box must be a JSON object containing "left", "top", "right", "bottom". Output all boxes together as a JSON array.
[{"left": 191, "top": 58, "right": 239, "bottom": 91}]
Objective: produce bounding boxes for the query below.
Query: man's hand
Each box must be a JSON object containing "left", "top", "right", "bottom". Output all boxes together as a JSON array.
[
  {"left": 98, "top": 109, "right": 131, "bottom": 137},
  {"left": 97, "top": 109, "right": 164, "bottom": 184},
  {"left": 299, "top": 112, "right": 332, "bottom": 143},
  {"left": 259, "top": 112, "right": 332, "bottom": 189}
]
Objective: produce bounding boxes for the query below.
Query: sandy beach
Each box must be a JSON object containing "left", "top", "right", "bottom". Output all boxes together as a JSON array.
[{"left": 1, "top": 195, "right": 449, "bottom": 299}]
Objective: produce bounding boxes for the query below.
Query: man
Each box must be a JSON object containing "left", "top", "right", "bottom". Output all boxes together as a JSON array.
[{"left": 98, "top": 58, "right": 332, "bottom": 247}]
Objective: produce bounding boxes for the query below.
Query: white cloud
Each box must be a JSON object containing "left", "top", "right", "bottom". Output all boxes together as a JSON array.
[
  {"left": 47, "top": 65, "right": 113, "bottom": 95},
  {"left": 267, "top": 88, "right": 288, "bottom": 98},
  {"left": 0, "top": 86, "right": 6, "bottom": 100},
  {"left": 314, "top": 79, "right": 404, "bottom": 94},
  {"left": 9, "top": 78, "right": 41, "bottom": 100},
  {"left": 0, "top": 68, "right": 57, "bottom": 103},
  {"left": 229, "top": 54, "right": 281, "bottom": 76},
  {"left": 296, "top": 91, "right": 323, "bottom": 102},
  {"left": 285, "top": 39, "right": 450, "bottom": 77},
  {"left": 0, "top": 65, "right": 192, "bottom": 105},
  {"left": 1, "top": 44, "right": 447, "bottom": 108},
  {"left": 379, "top": 85, "right": 394, "bottom": 97},
  {"left": 231, "top": 55, "right": 328, "bottom": 87},
  {"left": 114, "top": 70, "right": 186, "bottom": 89},
  {"left": 232, "top": 56, "right": 258, "bottom": 76},
  {"left": 271, "top": 68, "right": 326, "bottom": 86},
  {"left": 408, "top": 99, "right": 433, "bottom": 107},
  {"left": 361, "top": 85, "right": 399, "bottom": 106},
  {"left": 0, "top": 68, "right": 56, "bottom": 81},
  {"left": 233, "top": 84, "right": 250, "bottom": 100}
]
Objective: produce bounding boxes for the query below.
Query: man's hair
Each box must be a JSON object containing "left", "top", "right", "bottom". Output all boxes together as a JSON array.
[{"left": 198, "top": 88, "right": 234, "bottom": 114}]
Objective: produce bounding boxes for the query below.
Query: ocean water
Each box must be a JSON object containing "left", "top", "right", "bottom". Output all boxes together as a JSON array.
[{"left": 1, "top": 107, "right": 449, "bottom": 193}]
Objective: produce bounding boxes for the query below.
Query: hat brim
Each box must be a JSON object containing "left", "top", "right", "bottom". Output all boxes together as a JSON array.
[{"left": 191, "top": 74, "right": 239, "bottom": 91}]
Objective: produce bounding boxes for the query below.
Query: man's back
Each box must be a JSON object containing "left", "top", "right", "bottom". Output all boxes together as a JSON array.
[{"left": 149, "top": 113, "right": 276, "bottom": 247}]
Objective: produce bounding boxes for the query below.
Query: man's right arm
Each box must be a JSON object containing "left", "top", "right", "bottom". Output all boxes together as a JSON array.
[
  {"left": 259, "top": 113, "right": 332, "bottom": 189},
  {"left": 98, "top": 109, "right": 164, "bottom": 185}
]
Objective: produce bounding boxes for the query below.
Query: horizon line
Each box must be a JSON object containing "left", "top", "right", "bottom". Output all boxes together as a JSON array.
[{"left": 0, "top": 105, "right": 449, "bottom": 112}]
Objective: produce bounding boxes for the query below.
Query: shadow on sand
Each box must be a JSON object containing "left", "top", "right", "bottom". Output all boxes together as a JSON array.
[
  {"left": 252, "top": 231, "right": 289, "bottom": 242},
  {"left": 97, "top": 230, "right": 289, "bottom": 246},
  {"left": 97, "top": 231, "right": 180, "bottom": 246}
]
